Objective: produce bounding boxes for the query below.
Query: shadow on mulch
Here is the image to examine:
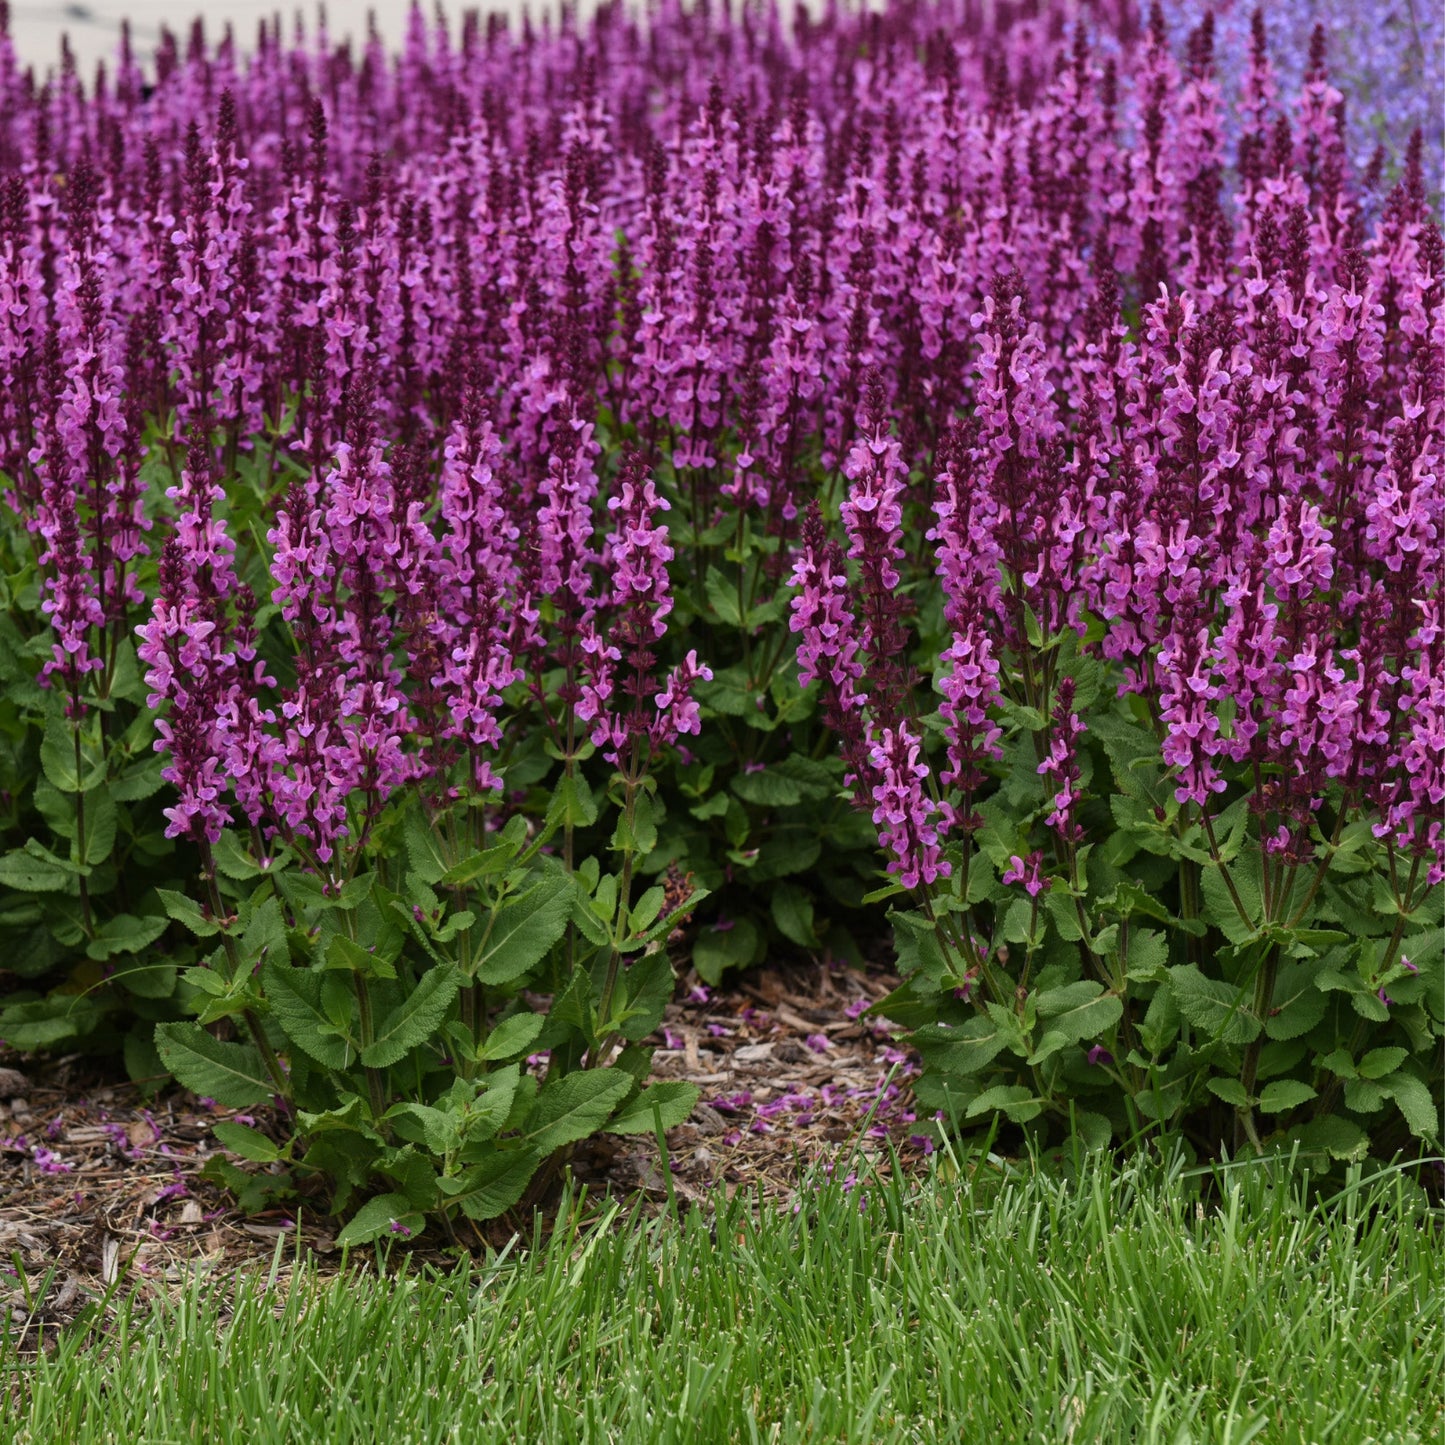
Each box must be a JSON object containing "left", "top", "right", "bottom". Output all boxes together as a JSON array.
[{"left": 2, "top": 958, "right": 931, "bottom": 1344}]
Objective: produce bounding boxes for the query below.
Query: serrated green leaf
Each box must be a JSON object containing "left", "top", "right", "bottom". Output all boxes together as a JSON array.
[
  {"left": 325, "top": 932, "right": 397, "bottom": 981},
  {"left": 546, "top": 772, "right": 600, "bottom": 833},
  {"left": 361, "top": 967, "right": 460, "bottom": 1068},
  {"left": 911, "top": 1017, "right": 1008, "bottom": 1075},
  {"left": 1035, "top": 983, "right": 1122, "bottom": 1047},
  {"left": 40, "top": 716, "right": 106, "bottom": 793},
  {"left": 213, "top": 830, "right": 272, "bottom": 879},
  {"left": 966, "top": 1084, "right": 1042, "bottom": 1123},
  {"left": 526, "top": 1069, "right": 631, "bottom": 1153},
  {"left": 476, "top": 866, "right": 574, "bottom": 984},
  {"left": 264, "top": 961, "right": 358, "bottom": 1069},
  {"left": 154, "top": 1022, "right": 272, "bottom": 1107},
  {"left": 1201, "top": 861, "right": 1262, "bottom": 944},
  {"left": 1264, "top": 962, "right": 1329, "bottom": 1040},
  {"left": 0, "top": 848, "right": 71, "bottom": 892},
  {"left": 109, "top": 754, "right": 167, "bottom": 802},
  {"left": 1258, "top": 1080, "right": 1316, "bottom": 1113},
  {"left": 336, "top": 1193, "right": 422, "bottom": 1247},
  {"left": 1206, "top": 1077, "right": 1251, "bottom": 1108},
  {"left": 156, "top": 888, "right": 219, "bottom": 937},
  {"left": 0, "top": 995, "right": 109, "bottom": 1050},
  {"left": 771, "top": 883, "right": 816, "bottom": 948},
  {"left": 441, "top": 1150, "right": 540, "bottom": 1222},
  {"left": 212, "top": 1121, "right": 282, "bottom": 1162},
  {"left": 86, "top": 912, "right": 169, "bottom": 963},
  {"left": 730, "top": 770, "right": 804, "bottom": 807},
  {"left": 1068, "top": 1111, "right": 1113, "bottom": 1151},
  {"left": 85, "top": 791, "right": 118, "bottom": 867},
  {"left": 606, "top": 1081, "right": 700, "bottom": 1134},
  {"left": 404, "top": 810, "right": 449, "bottom": 886},
  {"left": 629, "top": 886, "right": 666, "bottom": 935},
  {"left": 611, "top": 950, "right": 676, "bottom": 1042},
  {"left": 1166, "top": 965, "right": 1260, "bottom": 1045},
  {"left": 1385, "top": 1074, "right": 1440, "bottom": 1139},
  {"left": 1357, "top": 1046, "right": 1409, "bottom": 1079},
  {"left": 1122, "top": 927, "right": 1169, "bottom": 981},
  {"left": 1295, "top": 1116, "right": 1370, "bottom": 1162},
  {"left": 704, "top": 565, "right": 742, "bottom": 626},
  {"left": 385, "top": 1102, "right": 462, "bottom": 1156},
  {"left": 479, "top": 1013, "right": 546, "bottom": 1062}
]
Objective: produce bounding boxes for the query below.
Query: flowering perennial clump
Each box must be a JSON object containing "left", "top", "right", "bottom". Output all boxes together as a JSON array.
[{"left": 0, "top": 0, "right": 1439, "bottom": 1226}]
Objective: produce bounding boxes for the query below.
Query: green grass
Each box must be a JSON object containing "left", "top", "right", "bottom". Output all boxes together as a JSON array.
[{"left": 5, "top": 1152, "right": 1442, "bottom": 1444}]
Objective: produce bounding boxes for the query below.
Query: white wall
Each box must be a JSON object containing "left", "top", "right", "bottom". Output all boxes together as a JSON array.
[{"left": 5, "top": 1, "right": 553, "bottom": 78}]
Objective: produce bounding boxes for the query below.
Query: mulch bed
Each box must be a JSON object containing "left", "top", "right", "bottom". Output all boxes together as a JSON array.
[{"left": 2, "top": 958, "right": 930, "bottom": 1345}]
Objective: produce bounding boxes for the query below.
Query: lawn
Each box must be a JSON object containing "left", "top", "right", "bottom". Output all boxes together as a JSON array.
[{"left": 6, "top": 1153, "right": 1442, "bottom": 1444}]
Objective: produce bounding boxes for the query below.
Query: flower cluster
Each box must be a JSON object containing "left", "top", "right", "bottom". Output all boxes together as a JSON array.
[{"left": 0, "top": 0, "right": 1433, "bottom": 895}]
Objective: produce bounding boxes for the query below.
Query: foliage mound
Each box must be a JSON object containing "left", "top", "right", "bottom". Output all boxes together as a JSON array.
[{"left": 0, "top": 0, "right": 1439, "bottom": 1227}]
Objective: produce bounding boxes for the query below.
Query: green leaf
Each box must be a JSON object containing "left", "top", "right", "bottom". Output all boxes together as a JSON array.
[
  {"left": 86, "top": 913, "right": 169, "bottom": 963},
  {"left": 478, "top": 1013, "right": 546, "bottom": 1062},
  {"left": 386, "top": 1102, "right": 462, "bottom": 1156},
  {"left": 0, "top": 847, "right": 71, "bottom": 892},
  {"left": 466, "top": 1067, "right": 523, "bottom": 1140},
  {"left": 112, "top": 958, "right": 178, "bottom": 1001},
  {"left": 440, "top": 1150, "right": 540, "bottom": 1222},
  {"left": 337, "top": 1193, "right": 423, "bottom": 1247},
  {"left": 1166, "top": 965, "right": 1260, "bottom": 1045},
  {"left": 1258, "top": 1080, "right": 1316, "bottom": 1114},
  {"left": 1264, "top": 962, "right": 1329, "bottom": 1041},
  {"left": 1122, "top": 928, "right": 1169, "bottom": 982},
  {"left": 912, "top": 1018, "right": 1009, "bottom": 1076},
  {"left": 1295, "top": 1116, "right": 1369, "bottom": 1162},
  {"left": 212, "top": 1121, "right": 282, "bottom": 1163},
  {"left": 438, "top": 840, "right": 525, "bottom": 889},
  {"left": 0, "top": 995, "right": 109, "bottom": 1050},
  {"left": 1068, "top": 1111, "right": 1113, "bottom": 1152},
  {"left": 1385, "top": 1074, "right": 1440, "bottom": 1139},
  {"left": 153, "top": 1022, "right": 273, "bottom": 1107},
  {"left": 476, "top": 866, "right": 574, "bottom": 985},
  {"left": 628, "top": 886, "right": 666, "bottom": 935},
  {"left": 730, "top": 770, "right": 804, "bottom": 807},
  {"left": 1357, "top": 1047, "right": 1409, "bottom": 1079},
  {"left": 361, "top": 967, "right": 461, "bottom": 1068},
  {"left": 605, "top": 1081, "right": 701, "bottom": 1134},
  {"left": 771, "top": 883, "right": 816, "bottom": 949},
  {"left": 692, "top": 916, "right": 759, "bottom": 983},
  {"left": 772, "top": 755, "right": 839, "bottom": 800},
  {"left": 1206, "top": 1078, "right": 1252, "bottom": 1108},
  {"left": 40, "top": 716, "right": 105, "bottom": 792},
  {"left": 156, "top": 888, "right": 220, "bottom": 938},
  {"left": 546, "top": 773, "right": 599, "bottom": 833},
  {"left": 110, "top": 754, "right": 167, "bottom": 802},
  {"left": 704, "top": 565, "right": 741, "bottom": 626},
  {"left": 264, "top": 961, "right": 358, "bottom": 1069},
  {"left": 324, "top": 932, "right": 397, "bottom": 981},
  {"left": 1035, "top": 982, "right": 1123, "bottom": 1044},
  {"left": 966, "top": 1085, "right": 1042, "bottom": 1124},
  {"left": 212, "top": 830, "right": 278, "bottom": 880},
  {"left": 526, "top": 1069, "right": 631, "bottom": 1153},
  {"left": 404, "top": 811, "right": 449, "bottom": 886}
]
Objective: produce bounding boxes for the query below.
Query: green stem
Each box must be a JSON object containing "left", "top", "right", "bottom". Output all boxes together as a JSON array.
[
  {"left": 1236, "top": 942, "right": 1280, "bottom": 1153},
  {"left": 72, "top": 719, "right": 92, "bottom": 933},
  {"left": 196, "top": 841, "right": 290, "bottom": 1103},
  {"left": 340, "top": 906, "right": 388, "bottom": 1126},
  {"left": 352, "top": 971, "right": 388, "bottom": 1125},
  {"left": 592, "top": 755, "right": 645, "bottom": 1068}
]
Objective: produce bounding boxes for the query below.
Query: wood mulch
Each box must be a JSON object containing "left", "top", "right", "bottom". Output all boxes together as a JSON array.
[{"left": 2, "top": 957, "right": 930, "bottom": 1347}]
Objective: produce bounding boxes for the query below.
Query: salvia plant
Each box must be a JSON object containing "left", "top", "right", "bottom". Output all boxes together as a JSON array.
[{"left": 0, "top": 0, "right": 1438, "bottom": 1232}]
